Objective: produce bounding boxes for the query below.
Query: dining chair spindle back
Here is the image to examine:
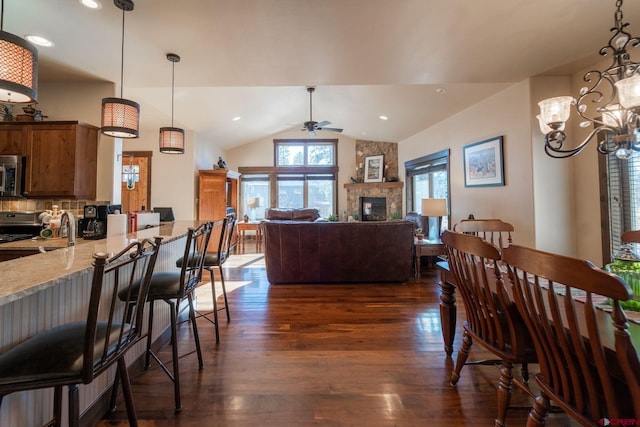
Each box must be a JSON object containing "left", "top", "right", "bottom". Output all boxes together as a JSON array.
[
  {"left": 502, "top": 244, "right": 640, "bottom": 425},
  {"left": 453, "top": 218, "right": 514, "bottom": 251},
  {"left": 441, "top": 230, "right": 536, "bottom": 427}
]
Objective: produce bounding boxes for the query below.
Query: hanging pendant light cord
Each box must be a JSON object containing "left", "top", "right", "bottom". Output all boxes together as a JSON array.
[
  {"left": 119, "top": 6, "right": 125, "bottom": 99},
  {"left": 171, "top": 60, "right": 175, "bottom": 127}
]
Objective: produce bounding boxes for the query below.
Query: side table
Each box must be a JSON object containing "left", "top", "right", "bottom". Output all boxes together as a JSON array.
[
  {"left": 237, "top": 221, "right": 262, "bottom": 252},
  {"left": 415, "top": 238, "right": 446, "bottom": 279}
]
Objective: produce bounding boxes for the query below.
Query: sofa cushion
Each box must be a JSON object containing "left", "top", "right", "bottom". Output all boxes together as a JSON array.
[
  {"left": 265, "top": 208, "right": 293, "bottom": 220},
  {"left": 291, "top": 208, "right": 320, "bottom": 221}
]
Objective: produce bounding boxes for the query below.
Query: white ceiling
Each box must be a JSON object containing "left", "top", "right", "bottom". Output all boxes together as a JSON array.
[{"left": 8, "top": 0, "right": 640, "bottom": 149}]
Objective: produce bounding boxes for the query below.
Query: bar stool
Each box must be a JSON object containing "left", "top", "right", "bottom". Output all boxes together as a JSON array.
[
  {"left": 119, "top": 221, "right": 213, "bottom": 412},
  {"left": 0, "top": 237, "right": 163, "bottom": 427},
  {"left": 177, "top": 215, "right": 235, "bottom": 343}
]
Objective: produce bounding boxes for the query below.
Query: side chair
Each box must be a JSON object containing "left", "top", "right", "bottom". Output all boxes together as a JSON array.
[
  {"left": 119, "top": 221, "right": 213, "bottom": 412},
  {"left": 0, "top": 237, "right": 163, "bottom": 427},
  {"left": 441, "top": 230, "right": 537, "bottom": 427},
  {"left": 453, "top": 218, "right": 514, "bottom": 251},
  {"left": 502, "top": 244, "right": 640, "bottom": 425}
]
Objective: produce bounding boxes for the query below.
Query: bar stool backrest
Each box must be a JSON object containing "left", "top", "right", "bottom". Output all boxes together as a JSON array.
[
  {"left": 178, "top": 222, "right": 214, "bottom": 298},
  {"left": 85, "top": 236, "right": 163, "bottom": 381}
]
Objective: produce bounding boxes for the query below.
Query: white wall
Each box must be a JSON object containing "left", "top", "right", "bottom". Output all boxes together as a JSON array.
[
  {"left": 225, "top": 130, "right": 357, "bottom": 219},
  {"left": 399, "top": 80, "right": 537, "bottom": 249}
]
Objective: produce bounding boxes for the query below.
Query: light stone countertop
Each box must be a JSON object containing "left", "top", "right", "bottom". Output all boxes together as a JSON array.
[{"left": 0, "top": 221, "right": 201, "bottom": 306}]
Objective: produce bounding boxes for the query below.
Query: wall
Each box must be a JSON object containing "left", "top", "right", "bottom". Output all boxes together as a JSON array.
[
  {"left": 398, "top": 80, "right": 537, "bottom": 250},
  {"left": 31, "top": 81, "right": 224, "bottom": 221},
  {"left": 225, "top": 129, "right": 357, "bottom": 218}
]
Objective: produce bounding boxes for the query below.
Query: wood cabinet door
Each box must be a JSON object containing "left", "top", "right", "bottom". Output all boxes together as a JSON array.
[
  {"left": 0, "top": 125, "right": 28, "bottom": 155},
  {"left": 198, "top": 172, "right": 227, "bottom": 221},
  {"left": 26, "top": 124, "right": 76, "bottom": 196}
]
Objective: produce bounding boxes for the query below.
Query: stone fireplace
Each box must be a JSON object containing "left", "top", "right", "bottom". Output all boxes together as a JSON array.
[{"left": 344, "top": 140, "right": 403, "bottom": 220}]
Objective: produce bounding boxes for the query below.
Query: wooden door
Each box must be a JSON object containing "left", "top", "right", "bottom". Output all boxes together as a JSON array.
[{"left": 121, "top": 151, "right": 152, "bottom": 214}]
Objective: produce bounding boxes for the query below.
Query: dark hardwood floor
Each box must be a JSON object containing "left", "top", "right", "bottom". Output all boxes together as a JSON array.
[{"left": 98, "top": 245, "right": 578, "bottom": 426}]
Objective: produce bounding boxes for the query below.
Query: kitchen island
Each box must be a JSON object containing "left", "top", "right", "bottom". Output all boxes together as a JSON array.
[{"left": 0, "top": 221, "right": 200, "bottom": 426}]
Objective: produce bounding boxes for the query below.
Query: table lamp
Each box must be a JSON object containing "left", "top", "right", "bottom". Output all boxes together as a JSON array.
[
  {"left": 246, "top": 197, "right": 261, "bottom": 220},
  {"left": 421, "top": 198, "right": 448, "bottom": 240}
]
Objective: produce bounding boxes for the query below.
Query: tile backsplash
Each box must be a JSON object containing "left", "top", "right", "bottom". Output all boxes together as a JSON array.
[{"left": 0, "top": 199, "right": 112, "bottom": 217}]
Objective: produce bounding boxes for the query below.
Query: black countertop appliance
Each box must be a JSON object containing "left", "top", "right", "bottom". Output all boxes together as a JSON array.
[{"left": 79, "top": 204, "right": 121, "bottom": 239}]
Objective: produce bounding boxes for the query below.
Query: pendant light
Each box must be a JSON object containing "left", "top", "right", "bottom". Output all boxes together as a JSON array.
[
  {"left": 0, "top": 0, "right": 38, "bottom": 103},
  {"left": 159, "top": 53, "right": 185, "bottom": 154},
  {"left": 101, "top": 0, "right": 139, "bottom": 138}
]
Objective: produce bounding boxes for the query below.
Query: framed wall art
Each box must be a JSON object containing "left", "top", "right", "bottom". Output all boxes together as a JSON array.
[
  {"left": 364, "top": 155, "right": 384, "bottom": 183},
  {"left": 463, "top": 136, "right": 504, "bottom": 187}
]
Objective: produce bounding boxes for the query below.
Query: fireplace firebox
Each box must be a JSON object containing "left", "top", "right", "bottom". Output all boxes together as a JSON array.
[{"left": 360, "top": 197, "right": 386, "bottom": 221}]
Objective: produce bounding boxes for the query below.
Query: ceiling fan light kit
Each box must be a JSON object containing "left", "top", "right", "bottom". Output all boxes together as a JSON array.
[
  {"left": 100, "top": 0, "right": 140, "bottom": 138},
  {"left": 0, "top": 0, "right": 38, "bottom": 103},
  {"left": 301, "top": 86, "right": 343, "bottom": 137}
]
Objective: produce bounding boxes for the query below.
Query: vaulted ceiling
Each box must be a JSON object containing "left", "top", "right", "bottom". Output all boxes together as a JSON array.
[{"left": 9, "top": 0, "right": 640, "bottom": 149}]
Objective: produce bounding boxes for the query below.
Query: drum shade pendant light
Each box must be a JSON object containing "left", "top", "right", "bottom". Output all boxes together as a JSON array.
[
  {"left": 0, "top": 0, "right": 38, "bottom": 103},
  {"left": 159, "top": 53, "right": 185, "bottom": 154},
  {"left": 101, "top": 0, "right": 139, "bottom": 138}
]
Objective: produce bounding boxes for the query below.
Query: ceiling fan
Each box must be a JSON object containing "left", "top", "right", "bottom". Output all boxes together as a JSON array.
[{"left": 301, "top": 86, "right": 343, "bottom": 137}]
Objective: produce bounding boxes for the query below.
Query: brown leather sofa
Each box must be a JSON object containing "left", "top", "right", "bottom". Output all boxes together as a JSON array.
[{"left": 262, "top": 220, "right": 415, "bottom": 284}]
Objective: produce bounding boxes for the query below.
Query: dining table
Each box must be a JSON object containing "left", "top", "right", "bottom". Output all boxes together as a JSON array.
[{"left": 436, "top": 260, "right": 640, "bottom": 357}]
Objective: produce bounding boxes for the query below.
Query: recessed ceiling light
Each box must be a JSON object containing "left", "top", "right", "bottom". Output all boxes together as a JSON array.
[
  {"left": 232, "top": 116, "right": 241, "bottom": 121},
  {"left": 436, "top": 87, "right": 446, "bottom": 94},
  {"left": 379, "top": 115, "right": 388, "bottom": 121},
  {"left": 361, "top": 132, "right": 367, "bottom": 136},
  {"left": 79, "top": 0, "right": 102, "bottom": 9},
  {"left": 24, "top": 35, "right": 54, "bottom": 47}
]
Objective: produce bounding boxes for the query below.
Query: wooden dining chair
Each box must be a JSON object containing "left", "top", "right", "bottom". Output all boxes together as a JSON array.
[
  {"left": 0, "top": 237, "right": 163, "bottom": 427},
  {"left": 453, "top": 218, "right": 514, "bottom": 251},
  {"left": 502, "top": 244, "right": 640, "bottom": 425},
  {"left": 441, "top": 230, "right": 536, "bottom": 427},
  {"left": 622, "top": 230, "right": 640, "bottom": 244}
]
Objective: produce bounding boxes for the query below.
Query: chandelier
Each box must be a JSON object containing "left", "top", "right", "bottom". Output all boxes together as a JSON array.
[{"left": 537, "top": 0, "right": 640, "bottom": 159}]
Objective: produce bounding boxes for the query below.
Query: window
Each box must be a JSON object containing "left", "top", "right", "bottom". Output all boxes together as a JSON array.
[
  {"left": 601, "top": 152, "right": 640, "bottom": 261},
  {"left": 239, "top": 139, "right": 338, "bottom": 220},
  {"left": 405, "top": 149, "right": 450, "bottom": 234}
]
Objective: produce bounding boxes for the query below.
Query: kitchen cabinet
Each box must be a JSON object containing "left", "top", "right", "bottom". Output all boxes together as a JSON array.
[
  {"left": 0, "top": 121, "right": 98, "bottom": 198},
  {"left": 198, "top": 169, "right": 239, "bottom": 248}
]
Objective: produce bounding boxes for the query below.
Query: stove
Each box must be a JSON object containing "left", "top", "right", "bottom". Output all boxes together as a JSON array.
[{"left": 0, "top": 211, "right": 43, "bottom": 244}]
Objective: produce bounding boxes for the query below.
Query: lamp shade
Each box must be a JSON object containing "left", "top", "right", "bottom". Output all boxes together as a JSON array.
[
  {"left": 0, "top": 30, "right": 38, "bottom": 103},
  {"left": 615, "top": 74, "right": 640, "bottom": 109},
  {"left": 538, "top": 96, "right": 573, "bottom": 125},
  {"left": 421, "top": 198, "right": 447, "bottom": 217},
  {"left": 101, "top": 97, "right": 140, "bottom": 138},
  {"left": 159, "top": 127, "right": 185, "bottom": 154}
]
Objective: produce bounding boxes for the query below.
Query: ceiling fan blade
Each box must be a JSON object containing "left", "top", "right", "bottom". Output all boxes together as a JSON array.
[
  {"left": 318, "top": 127, "right": 343, "bottom": 133},
  {"left": 315, "top": 120, "right": 331, "bottom": 128}
]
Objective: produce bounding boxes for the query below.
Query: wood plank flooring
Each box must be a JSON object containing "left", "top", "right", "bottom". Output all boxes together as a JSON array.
[{"left": 98, "top": 247, "right": 578, "bottom": 426}]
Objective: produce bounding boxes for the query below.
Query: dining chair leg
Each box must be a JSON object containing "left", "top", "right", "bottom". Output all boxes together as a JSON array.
[
  {"left": 118, "top": 356, "right": 138, "bottom": 427},
  {"left": 187, "top": 293, "right": 204, "bottom": 368},
  {"left": 495, "top": 362, "right": 514, "bottom": 427},
  {"left": 450, "top": 331, "right": 472, "bottom": 386},
  {"left": 526, "top": 394, "right": 551, "bottom": 427},
  {"left": 219, "top": 265, "right": 230, "bottom": 322}
]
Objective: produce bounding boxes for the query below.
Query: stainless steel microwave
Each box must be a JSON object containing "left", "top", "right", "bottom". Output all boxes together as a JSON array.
[{"left": 0, "top": 155, "right": 26, "bottom": 198}]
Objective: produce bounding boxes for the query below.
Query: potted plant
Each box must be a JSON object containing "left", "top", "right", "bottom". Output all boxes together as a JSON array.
[{"left": 415, "top": 228, "right": 424, "bottom": 241}]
